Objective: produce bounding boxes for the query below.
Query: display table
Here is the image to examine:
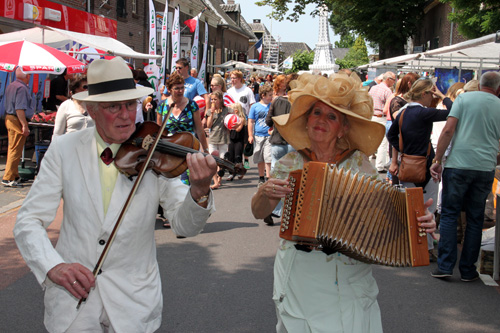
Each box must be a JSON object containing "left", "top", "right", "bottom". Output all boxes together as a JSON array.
[{"left": 28, "top": 122, "right": 54, "bottom": 165}]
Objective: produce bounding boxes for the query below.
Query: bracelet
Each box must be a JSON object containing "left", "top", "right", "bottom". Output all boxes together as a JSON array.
[{"left": 432, "top": 159, "right": 441, "bottom": 164}]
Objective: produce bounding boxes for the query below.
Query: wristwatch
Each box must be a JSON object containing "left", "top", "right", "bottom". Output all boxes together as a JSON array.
[
  {"left": 432, "top": 159, "right": 441, "bottom": 164},
  {"left": 195, "top": 194, "right": 209, "bottom": 204}
]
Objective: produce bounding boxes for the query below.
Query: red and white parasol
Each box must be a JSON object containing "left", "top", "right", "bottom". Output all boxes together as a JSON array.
[
  {"left": 0, "top": 40, "right": 86, "bottom": 74},
  {"left": 71, "top": 46, "right": 115, "bottom": 65}
]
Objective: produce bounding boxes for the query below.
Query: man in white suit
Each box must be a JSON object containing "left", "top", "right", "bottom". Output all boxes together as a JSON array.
[{"left": 14, "top": 57, "right": 217, "bottom": 332}]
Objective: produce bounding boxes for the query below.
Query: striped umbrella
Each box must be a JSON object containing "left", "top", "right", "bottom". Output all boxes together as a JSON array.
[{"left": 0, "top": 40, "right": 85, "bottom": 74}]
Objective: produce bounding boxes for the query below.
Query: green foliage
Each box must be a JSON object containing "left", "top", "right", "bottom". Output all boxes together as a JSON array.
[
  {"left": 256, "top": 0, "right": 428, "bottom": 59},
  {"left": 334, "top": 31, "right": 356, "bottom": 48},
  {"left": 336, "top": 35, "right": 369, "bottom": 69},
  {"left": 286, "top": 50, "right": 315, "bottom": 73},
  {"left": 441, "top": 0, "right": 500, "bottom": 38}
]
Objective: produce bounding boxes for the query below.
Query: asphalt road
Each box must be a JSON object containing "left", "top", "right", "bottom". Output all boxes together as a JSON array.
[{"left": 1, "top": 163, "right": 500, "bottom": 332}]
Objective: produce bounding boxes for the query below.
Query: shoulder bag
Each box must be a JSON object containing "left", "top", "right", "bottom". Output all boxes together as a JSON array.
[{"left": 397, "top": 108, "right": 430, "bottom": 183}]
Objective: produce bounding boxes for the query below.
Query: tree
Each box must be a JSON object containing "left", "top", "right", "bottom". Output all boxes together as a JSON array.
[
  {"left": 285, "top": 50, "right": 314, "bottom": 73},
  {"left": 334, "top": 31, "right": 356, "bottom": 48},
  {"left": 256, "top": 0, "right": 428, "bottom": 59},
  {"left": 336, "top": 35, "right": 369, "bottom": 69},
  {"left": 441, "top": 0, "right": 500, "bottom": 38}
]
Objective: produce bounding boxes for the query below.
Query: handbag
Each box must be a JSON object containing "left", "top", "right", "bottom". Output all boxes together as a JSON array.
[{"left": 397, "top": 108, "right": 430, "bottom": 183}]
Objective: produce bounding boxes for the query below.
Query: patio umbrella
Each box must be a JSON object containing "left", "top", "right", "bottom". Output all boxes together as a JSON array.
[{"left": 0, "top": 40, "right": 85, "bottom": 74}]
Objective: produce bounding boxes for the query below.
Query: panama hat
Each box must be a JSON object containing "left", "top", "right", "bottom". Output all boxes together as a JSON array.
[
  {"left": 72, "top": 57, "right": 153, "bottom": 102},
  {"left": 272, "top": 73, "right": 385, "bottom": 156}
]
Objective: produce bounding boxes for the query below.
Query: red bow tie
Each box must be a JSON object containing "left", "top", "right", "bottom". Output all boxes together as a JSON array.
[{"left": 100, "top": 147, "right": 114, "bottom": 165}]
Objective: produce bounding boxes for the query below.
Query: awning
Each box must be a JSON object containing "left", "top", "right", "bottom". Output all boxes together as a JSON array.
[
  {"left": 359, "top": 33, "right": 500, "bottom": 71},
  {"left": 0, "top": 26, "right": 161, "bottom": 60}
]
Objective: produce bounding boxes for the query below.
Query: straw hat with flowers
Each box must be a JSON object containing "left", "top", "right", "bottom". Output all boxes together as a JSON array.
[{"left": 272, "top": 73, "right": 385, "bottom": 156}]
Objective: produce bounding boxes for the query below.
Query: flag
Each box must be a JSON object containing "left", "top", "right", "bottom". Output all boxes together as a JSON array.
[
  {"left": 283, "top": 56, "right": 293, "bottom": 69},
  {"left": 148, "top": 0, "right": 156, "bottom": 65},
  {"left": 198, "top": 22, "right": 208, "bottom": 81},
  {"left": 171, "top": 6, "right": 180, "bottom": 73},
  {"left": 254, "top": 38, "right": 263, "bottom": 61},
  {"left": 190, "top": 15, "right": 200, "bottom": 70},
  {"left": 184, "top": 17, "right": 198, "bottom": 33},
  {"left": 159, "top": 1, "right": 169, "bottom": 86}
]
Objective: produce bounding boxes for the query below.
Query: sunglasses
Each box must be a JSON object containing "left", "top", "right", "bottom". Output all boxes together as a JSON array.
[{"left": 175, "top": 66, "right": 183, "bottom": 70}]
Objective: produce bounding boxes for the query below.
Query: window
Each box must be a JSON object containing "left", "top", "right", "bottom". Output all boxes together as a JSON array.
[
  {"left": 131, "top": 0, "right": 136, "bottom": 14},
  {"left": 117, "top": 0, "right": 127, "bottom": 18}
]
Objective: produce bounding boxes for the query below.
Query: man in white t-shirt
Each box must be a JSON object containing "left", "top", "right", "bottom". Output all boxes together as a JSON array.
[
  {"left": 227, "top": 70, "right": 255, "bottom": 116},
  {"left": 227, "top": 70, "right": 256, "bottom": 169}
]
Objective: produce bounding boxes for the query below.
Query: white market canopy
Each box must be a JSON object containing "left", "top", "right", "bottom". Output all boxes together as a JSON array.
[
  {"left": 0, "top": 26, "right": 161, "bottom": 60},
  {"left": 359, "top": 33, "right": 500, "bottom": 71}
]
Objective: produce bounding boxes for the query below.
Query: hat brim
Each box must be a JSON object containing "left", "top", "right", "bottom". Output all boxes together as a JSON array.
[
  {"left": 72, "top": 86, "right": 154, "bottom": 102},
  {"left": 273, "top": 94, "right": 385, "bottom": 156}
]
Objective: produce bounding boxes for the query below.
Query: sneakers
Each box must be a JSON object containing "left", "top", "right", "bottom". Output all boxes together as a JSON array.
[
  {"left": 243, "top": 160, "right": 250, "bottom": 170},
  {"left": 226, "top": 174, "right": 234, "bottom": 181},
  {"left": 461, "top": 273, "right": 480, "bottom": 282},
  {"left": 2, "top": 179, "right": 22, "bottom": 188},
  {"left": 431, "top": 269, "right": 452, "bottom": 279}
]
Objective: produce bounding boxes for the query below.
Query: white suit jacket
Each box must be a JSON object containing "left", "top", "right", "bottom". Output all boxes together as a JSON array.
[{"left": 14, "top": 128, "right": 213, "bottom": 333}]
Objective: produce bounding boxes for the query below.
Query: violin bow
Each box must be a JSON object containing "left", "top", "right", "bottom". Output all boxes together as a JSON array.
[{"left": 77, "top": 104, "right": 175, "bottom": 309}]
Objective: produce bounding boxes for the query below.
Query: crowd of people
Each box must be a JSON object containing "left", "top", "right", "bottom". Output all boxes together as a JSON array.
[{"left": 3, "top": 55, "right": 500, "bottom": 332}]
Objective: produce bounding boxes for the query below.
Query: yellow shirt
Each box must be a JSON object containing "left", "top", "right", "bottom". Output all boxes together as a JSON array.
[{"left": 95, "top": 131, "right": 120, "bottom": 216}]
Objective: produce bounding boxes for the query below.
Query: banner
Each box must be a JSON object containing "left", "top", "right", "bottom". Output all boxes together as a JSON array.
[
  {"left": 190, "top": 15, "right": 200, "bottom": 71},
  {"left": 148, "top": 0, "right": 156, "bottom": 65},
  {"left": 159, "top": 1, "right": 169, "bottom": 85},
  {"left": 171, "top": 6, "right": 180, "bottom": 74},
  {"left": 190, "top": 13, "right": 201, "bottom": 70},
  {"left": 198, "top": 21, "right": 208, "bottom": 82}
]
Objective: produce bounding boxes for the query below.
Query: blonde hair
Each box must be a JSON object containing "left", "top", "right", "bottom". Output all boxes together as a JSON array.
[
  {"left": 404, "top": 78, "right": 433, "bottom": 101},
  {"left": 230, "top": 70, "right": 243, "bottom": 81},
  {"left": 232, "top": 103, "right": 247, "bottom": 126},
  {"left": 210, "top": 90, "right": 224, "bottom": 108},
  {"left": 446, "top": 82, "right": 465, "bottom": 101},
  {"left": 211, "top": 75, "right": 227, "bottom": 92}
]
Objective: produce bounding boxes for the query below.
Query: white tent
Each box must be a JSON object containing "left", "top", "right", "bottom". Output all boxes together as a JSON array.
[
  {"left": 0, "top": 26, "right": 161, "bottom": 60},
  {"left": 359, "top": 33, "right": 500, "bottom": 71},
  {"left": 212, "top": 60, "right": 254, "bottom": 70}
]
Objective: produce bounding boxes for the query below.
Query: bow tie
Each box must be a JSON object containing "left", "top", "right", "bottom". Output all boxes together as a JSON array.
[{"left": 100, "top": 147, "right": 114, "bottom": 165}]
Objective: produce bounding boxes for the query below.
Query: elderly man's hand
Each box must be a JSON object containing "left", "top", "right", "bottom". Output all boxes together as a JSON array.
[
  {"left": 187, "top": 152, "right": 217, "bottom": 201},
  {"left": 47, "top": 263, "right": 95, "bottom": 300},
  {"left": 430, "top": 162, "right": 443, "bottom": 182}
]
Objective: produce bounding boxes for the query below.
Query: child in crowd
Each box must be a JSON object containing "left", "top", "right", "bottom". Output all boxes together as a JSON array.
[
  {"left": 206, "top": 90, "right": 231, "bottom": 189},
  {"left": 248, "top": 84, "right": 273, "bottom": 186},
  {"left": 226, "top": 103, "right": 247, "bottom": 181}
]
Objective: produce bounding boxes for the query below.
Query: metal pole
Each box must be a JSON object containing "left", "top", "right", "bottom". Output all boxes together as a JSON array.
[{"left": 494, "top": 194, "right": 499, "bottom": 280}]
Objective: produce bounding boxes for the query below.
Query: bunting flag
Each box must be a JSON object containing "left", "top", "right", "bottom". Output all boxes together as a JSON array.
[
  {"left": 148, "top": 0, "right": 156, "bottom": 65},
  {"left": 190, "top": 15, "right": 200, "bottom": 71},
  {"left": 171, "top": 6, "right": 180, "bottom": 74},
  {"left": 282, "top": 56, "right": 293, "bottom": 69},
  {"left": 159, "top": 1, "right": 169, "bottom": 85},
  {"left": 198, "top": 21, "right": 208, "bottom": 81},
  {"left": 254, "top": 38, "right": 263, "bottom": 61}
]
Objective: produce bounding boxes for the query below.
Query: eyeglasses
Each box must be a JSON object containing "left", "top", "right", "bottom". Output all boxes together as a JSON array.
[{"left": 99, "top": 100, "right": 137, "bottom": 114}]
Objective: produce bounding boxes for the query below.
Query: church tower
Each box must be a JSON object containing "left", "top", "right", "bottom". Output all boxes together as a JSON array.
[{"left": 309, "top": 5, "right": 338, "bottom": 73}]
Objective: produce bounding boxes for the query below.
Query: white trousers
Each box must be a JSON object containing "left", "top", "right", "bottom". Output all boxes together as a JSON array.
[{"left": 371, "top": 116, "right": 389, "bottom": 171}]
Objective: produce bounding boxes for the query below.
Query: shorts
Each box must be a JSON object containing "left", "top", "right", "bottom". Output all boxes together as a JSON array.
[
  {"left": 253, "top": 136, "right": 271, "bottom": 164},
  {"left": 209, "top": 143, "right": 228, "bottom": 159}
]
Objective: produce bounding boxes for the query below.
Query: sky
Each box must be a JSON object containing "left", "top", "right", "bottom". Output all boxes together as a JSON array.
[{"left": 237, "top": 2, "right": 340, "bottom": 48}]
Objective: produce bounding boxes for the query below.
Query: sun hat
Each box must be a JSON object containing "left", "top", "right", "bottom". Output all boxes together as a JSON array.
[
  {"left": 272, "top": 73, "right": 385, "bottom": 156},
  {"left": 72, "top": 57, "right": 153, "bottom": 102}
]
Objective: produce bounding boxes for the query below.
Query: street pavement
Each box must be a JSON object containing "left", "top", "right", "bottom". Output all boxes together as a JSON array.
[{"left": 0, "top": 152, "right": 500, "bottom": 332}]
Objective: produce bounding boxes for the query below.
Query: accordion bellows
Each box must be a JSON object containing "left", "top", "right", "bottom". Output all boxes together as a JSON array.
[{"left": 280, "top": 162, "right": 429, "bottom": 267}]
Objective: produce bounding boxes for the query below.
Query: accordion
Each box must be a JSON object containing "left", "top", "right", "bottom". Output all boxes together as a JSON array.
[{"left": 280, "top": 161, "right": 429, "bottom": 267}]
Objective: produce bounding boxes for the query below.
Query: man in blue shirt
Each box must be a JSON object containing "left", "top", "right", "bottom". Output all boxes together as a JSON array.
[
  {"left": 174, "top": 58, "right": 209, "bottom": 107},
  {"left": 3, "top": 67, "right": 32, "bottom": 187}
]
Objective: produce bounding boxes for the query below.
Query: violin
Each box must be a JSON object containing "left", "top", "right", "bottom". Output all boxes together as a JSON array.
[{"left": 114, "top": 121, "right": 246, "bottom": 179}]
